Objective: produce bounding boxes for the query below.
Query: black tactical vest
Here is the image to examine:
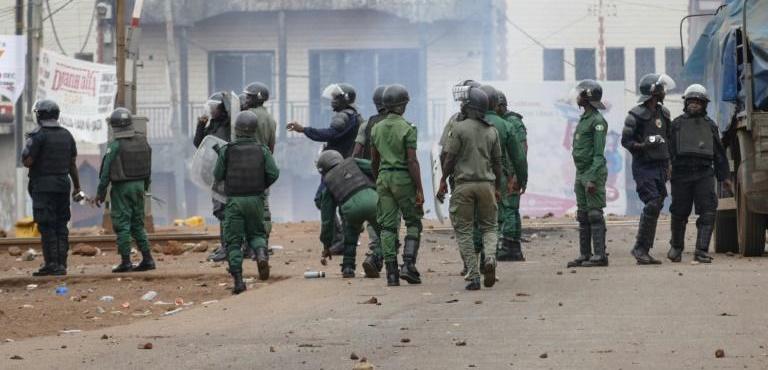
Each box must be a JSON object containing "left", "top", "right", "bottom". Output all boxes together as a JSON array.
[
  {"left": 224, "top": 142, "right": 265, "bottom": 196},
  {"left": 326, "top": 108, "right": 360, "bottom": 158},
  {"left": 323, "top": 158, "right": 374, "bottom": 203},
  {"left": 362, "top": 113, "right": 385, "bottom": 160},
  {"left": 110, "top": 135, "right": 152, "bottom": 182},
  {"left": 30, "top": 127, "right": 73, "bottom": 178},
  {"left": 675, "top": 116, "right": 714, "bottom": 159},
  {"left": 628, "top": 105, "right": 670, "bottom": 161}
]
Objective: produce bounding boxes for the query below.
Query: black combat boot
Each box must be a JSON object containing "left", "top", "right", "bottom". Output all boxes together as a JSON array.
[
  {"left": 207, "top": 244, "right": 228, "bottom": 262},
  {"left": 567, "top": 211, "right": 592, "bottom": 268},
  {"left": 496, "top": 238, "right": 514, "bottom": 261},
  {"left": 632, "top": 207, "right": 662, "bottom": 265},
  {"left": 341, "top": 264, "right": 355, "bottom": 278},
  {"left": 243, "top": 246, "right": 255, "bottom": 260},
  {"left": 667, "top": 216, "right": 686, "bottom": 262},
  {"left": 112, "top": 254, "right": 134, "bottom": 273},
  {"left": 465, "top": 277, "right": 481, "bottom": 291},
  {"left": 483, "top": 255, "right": 497, "bottom": 288},
  {"left": 231, "top": 270, "right": 246, "bottom": 295},
  {"left": 694, "top": 213, "right": 715, "bottom": 263},
  {"left": 133, "top": 249, "right": 156, "bottom": 272},
  {"left": 478, "top": 251, "right": 487, "bottom": 274},
  {"left": 582, "top": 211, "right": 609, "bottom": 267},
  {"left": 385, "top": 261, "right": 400, "bottom": 286},
  {"left": 255, "top": 247, "right": 270, "bottom": 281},
  {"left": 57, "top": 233, "right": 70, "bottom": 270},
  {"left": 362, "top": 253, "right": 383, "bottom": 278},
  {"left": 509, "top": 240, "right": 525, "bottom": 261},
  {"left": 399, "top": 238, "right": 421, "bottom": 284},
  {"left": 33, "top": 241, "right": 56, "bottom": 276}
]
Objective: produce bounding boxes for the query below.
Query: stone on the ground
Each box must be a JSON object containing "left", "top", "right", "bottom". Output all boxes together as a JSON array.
[
  {"left": 162, "top": 241, "right": 184, "bottom": 256},
  {"left": 7, "top": 246, "right": 22, "bottom": 257},
  {"left": 72, "top": 244, "right": 98, "bottom": 256},
  {"left": 192, "top": 242, "right": 209, "bottom": 253}
]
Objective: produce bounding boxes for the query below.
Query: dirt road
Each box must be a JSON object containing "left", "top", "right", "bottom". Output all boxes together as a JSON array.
[{"left": 1, "top": 219, "right": 767, "bottom": 369}]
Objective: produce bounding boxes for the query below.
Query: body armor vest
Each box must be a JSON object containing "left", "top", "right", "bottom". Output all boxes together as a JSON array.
[
  {"left": 629, "top": 105, "right": 670, "bottom": 162},
  {"left": 323, "top": 158, "right": 374, "bottom": 204},
  {"left": 225, "top": 142, "right": 265, "bottom": 196},
  {"left": 675, "top": 116, "right": 714, "bottom": 159},
  {"left": 362, "top": 113, "right": 385, "bottom": 160},
  {"left": 110, "top": 135, "right": 152, "bottom": 182},
  {"left": 30, "top": 127, "right": 73, "bottom": 178},
  {"left": 326, "top": 108, "right": 360, "bottom": 158}
]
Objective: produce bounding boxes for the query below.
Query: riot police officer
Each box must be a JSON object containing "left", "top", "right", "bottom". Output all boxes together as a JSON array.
[
  {"left": 567, "top": 80, "right": 610, "bottom": 268},
  {"left": 95, "top": 108, "right": 155, "bottom": 273},
  {"left": 438, "top": 86, "right": 504, "bottom": 290},
  {"left": 621, "top": 73, "right": 676, "bottom": 265},
  {"left": 243, "top": 82, "right": 277, "bottom": 256},
  {"left": 22, "top": 99, "right": 81, "bottom": 276},
  {"left": 371, "top": 84, "right": 425, "bottom": 286},
  {"left": 316, "top": 150, "right": 381, "bottom": 278},
  {"left": 353, "top": 85, "right": 387, "bottom": 160},
  {"left": 287, "top": 83, "right": 362, "bottom": 158},
  {"left": 213, "top": 111, "right": 280, "bottom": 294},
  {"left": 194, "top": 92, "right": 234, "bottom": 262},
  {"left": 667, "top": 84, "right": 732, "bottom": 263}
]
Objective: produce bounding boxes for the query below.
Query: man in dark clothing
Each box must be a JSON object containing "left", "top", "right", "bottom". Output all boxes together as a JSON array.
[
  {"left": 621, "top": 73, "right": 676, "bottom": 265},
  {"left": 193, "top": 92, "right": 234, "bottom": 262},
  {"left": 22, "top": 99, "right": 81, "bottom": 276},
  {"left": 667, "top": 84, "right": 732, "bottom": 263}
]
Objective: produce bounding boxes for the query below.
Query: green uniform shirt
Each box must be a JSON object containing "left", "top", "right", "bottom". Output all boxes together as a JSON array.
[
  {"left": 571, "top": 109, "right": 608, "bottom": 182},
  {"left": 354, "top": 118, "right": 370, "bottom": 145},
  {"left": 485, "top": 111, "right": 528, "bottom": 187},
  {"left": 438, "top": 113, "right": 459, "bottom": 147},
  {"left": 505, "top": 111, "right": 527, "bottom": 143},
  {"left": 213, "top": 137, "right": 280, "bottom": 187},
  {"left": 371, "top": 113, "right": 417, "bottom": 170},
  {"left": 97, "top": 139, "right": 150, "bottom": 199},
  {"left": 249, "top": 106, "right": 277, "bottom": 150},
  {"left": 443, "top": 117, "right": 502, "bottom": 184}
]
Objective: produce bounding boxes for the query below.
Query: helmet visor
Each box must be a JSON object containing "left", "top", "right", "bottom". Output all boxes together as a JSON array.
[
  {"left": 452, "top": 85, "right": 471, "bottom": 102},
  {"left": 321, "top": 84, "right": 344, "bottom": 100},
  {"left": 206, "top": 100, "right": 222, "bottom": 115},
  {"left": 655, "top": 73, "right": 676, "bottom": 94}
]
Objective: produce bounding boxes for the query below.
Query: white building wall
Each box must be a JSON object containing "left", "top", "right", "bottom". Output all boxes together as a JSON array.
[{"left": 505, "top": 0, "right": 690, "bottom": 92}]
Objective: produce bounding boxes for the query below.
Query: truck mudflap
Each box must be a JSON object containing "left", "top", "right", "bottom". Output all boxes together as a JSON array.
[{"left": 737, "top": 158, "right": 768, "bottom": 214}]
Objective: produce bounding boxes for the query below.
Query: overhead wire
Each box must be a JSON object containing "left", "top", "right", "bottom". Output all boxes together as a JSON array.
[
  {"left": 79, "top": 0, "right": 97, "bottom": 53},
  {"left": 45, "top": 0, "right": 69, "bottom": 55}
]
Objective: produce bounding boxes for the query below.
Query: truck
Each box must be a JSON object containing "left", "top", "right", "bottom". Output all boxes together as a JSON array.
[{"left": 683, "top": 0, "right": 768, "bottom": 256}]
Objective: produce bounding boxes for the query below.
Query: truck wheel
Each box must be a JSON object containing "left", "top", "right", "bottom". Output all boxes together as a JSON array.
[
  {"left": 737, "top": 183, "right": 767, "bottom": 257},
  {"left": 715, "top": 209, "right": 738, "bottom": 253}
]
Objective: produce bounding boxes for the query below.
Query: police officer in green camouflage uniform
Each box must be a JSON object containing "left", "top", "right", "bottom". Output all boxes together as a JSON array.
[
  {"left": 497, "top": 91, "right": 529, "bottom": 261},
  {"left": 567, "top": 80, "right": 609, "bottom": 268},
  {"left": 243, "top": 82, "right": 277, "bottom": 253},
  {"left": 371, "top": 84, "right": 425, "bottom": 287},
  {"left": 316, "top": 150, "right": 381, "bottom": 278},
  {"left": 95, "top": 108, "right": 155, "bottom": 273},
  {"left": 438, "top": 86, "right": 504, "bottom": 290},
  {"left": 213, "top": 111, "right": 280, "bottom": 294}
]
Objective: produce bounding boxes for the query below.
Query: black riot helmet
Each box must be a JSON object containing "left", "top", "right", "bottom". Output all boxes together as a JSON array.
[
  {"left": 458, "top": 79, "right": 482, "bottom": 88},
  {"left": 454, "top": 86, "right": 488, "bottom": 119},
  {"left": 573, "top": 79, "right": 606, "bottom": 110},
  {"left": 109, "top": 107, "right": 135, "bottom": 138},
  {"left": 637, "top": 73, "right": 676, "bottom": 103},
  {"left": 238, "top": 93, "right": 246, "bottom": 110},
  {"left": 372, "top": 85, "right": 387, "bottom": 112},
  {"left": 33, "top": 99, "right": 60, "bottom": 124},
  {"left": 382, "top": 84, "right": 410, "bottom": 115},
  {"left": 243, "top": 82, "right": 270, "bottom": 108},
  {"left": 234, "top": 110, "right": 259, "bottom": 138},
  {"left": 323, "top": 83, "right": 357, "bottom": 111},
  {"left": 316, "top": 150, "right": 344, "bottom": 175},
  {"left": 479, "top": 85, "right": 500, "bottom": 111},
  {"left": 207, "top": 92, "right": 227, "bottom": 119}
]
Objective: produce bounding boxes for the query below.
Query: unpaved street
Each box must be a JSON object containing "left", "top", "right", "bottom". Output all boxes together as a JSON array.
[{"left": 1, "top": 218, "right": 767, "bottom": 369}]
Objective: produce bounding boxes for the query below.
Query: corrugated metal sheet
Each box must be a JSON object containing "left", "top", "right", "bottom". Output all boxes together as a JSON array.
[{"left": 141, "top": 0, "right": 474, "bottom": 25}]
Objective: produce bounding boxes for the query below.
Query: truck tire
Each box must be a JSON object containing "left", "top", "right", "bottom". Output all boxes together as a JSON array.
[
  {"left": 715, "top": 209, "right": 738, "bottom": 253},
  {"left": 737, "top": 183, "right": 767, "bottom": 257}
]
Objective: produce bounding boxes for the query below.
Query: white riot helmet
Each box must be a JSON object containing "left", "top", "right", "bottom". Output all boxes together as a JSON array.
[{"left": 682, "top": 84, "right": 710, "bottom": 102}]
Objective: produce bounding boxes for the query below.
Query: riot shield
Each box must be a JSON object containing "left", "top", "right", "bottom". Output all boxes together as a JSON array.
[
  {"left": 188, "top": 135, "right": 228, "bottom": 203},
  {"left": 227, "top": 90, "right": 240, "bottom": 141}
]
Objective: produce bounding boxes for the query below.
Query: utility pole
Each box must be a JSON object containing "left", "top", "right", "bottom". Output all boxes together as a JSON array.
[
  {"left": 589, "top": 0, "right": 617, "bottom": 80},
  {"left": 13, "top": 0, "right": 24, "bottom": 223},
  {"left": 16, "top": 0, "right": 42, "bottom": 222},
  {"left": 164, "top": 0, "right": 187, "bottom": 219},
  {"left": 115, "top": 0, "right": 126, "bottom": 107}
]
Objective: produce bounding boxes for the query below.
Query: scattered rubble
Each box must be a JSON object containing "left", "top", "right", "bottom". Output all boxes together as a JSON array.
[
  {"left": 192, "top": 242, "right": 209, "bottom": 253},
  {"left": 22, "top": 248, "right": 38, "bottom": 261},
  {"left": 138, "top": 342, "right": 153, "bottom": 350},
  {"left": 7, "top": 246, "right": 22, "bottom": 257},
  {"left": 359, "top": 297, "right": 378, "bottom": 305},
  {"left": 72, "top": 244, "right": 99, "bottom": 257},
  {"left": 715, "top": 349, "right": 725, "bottom": 358},
  {"left": 162, "top": 241, "right": 185, "bottom": 256}
]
